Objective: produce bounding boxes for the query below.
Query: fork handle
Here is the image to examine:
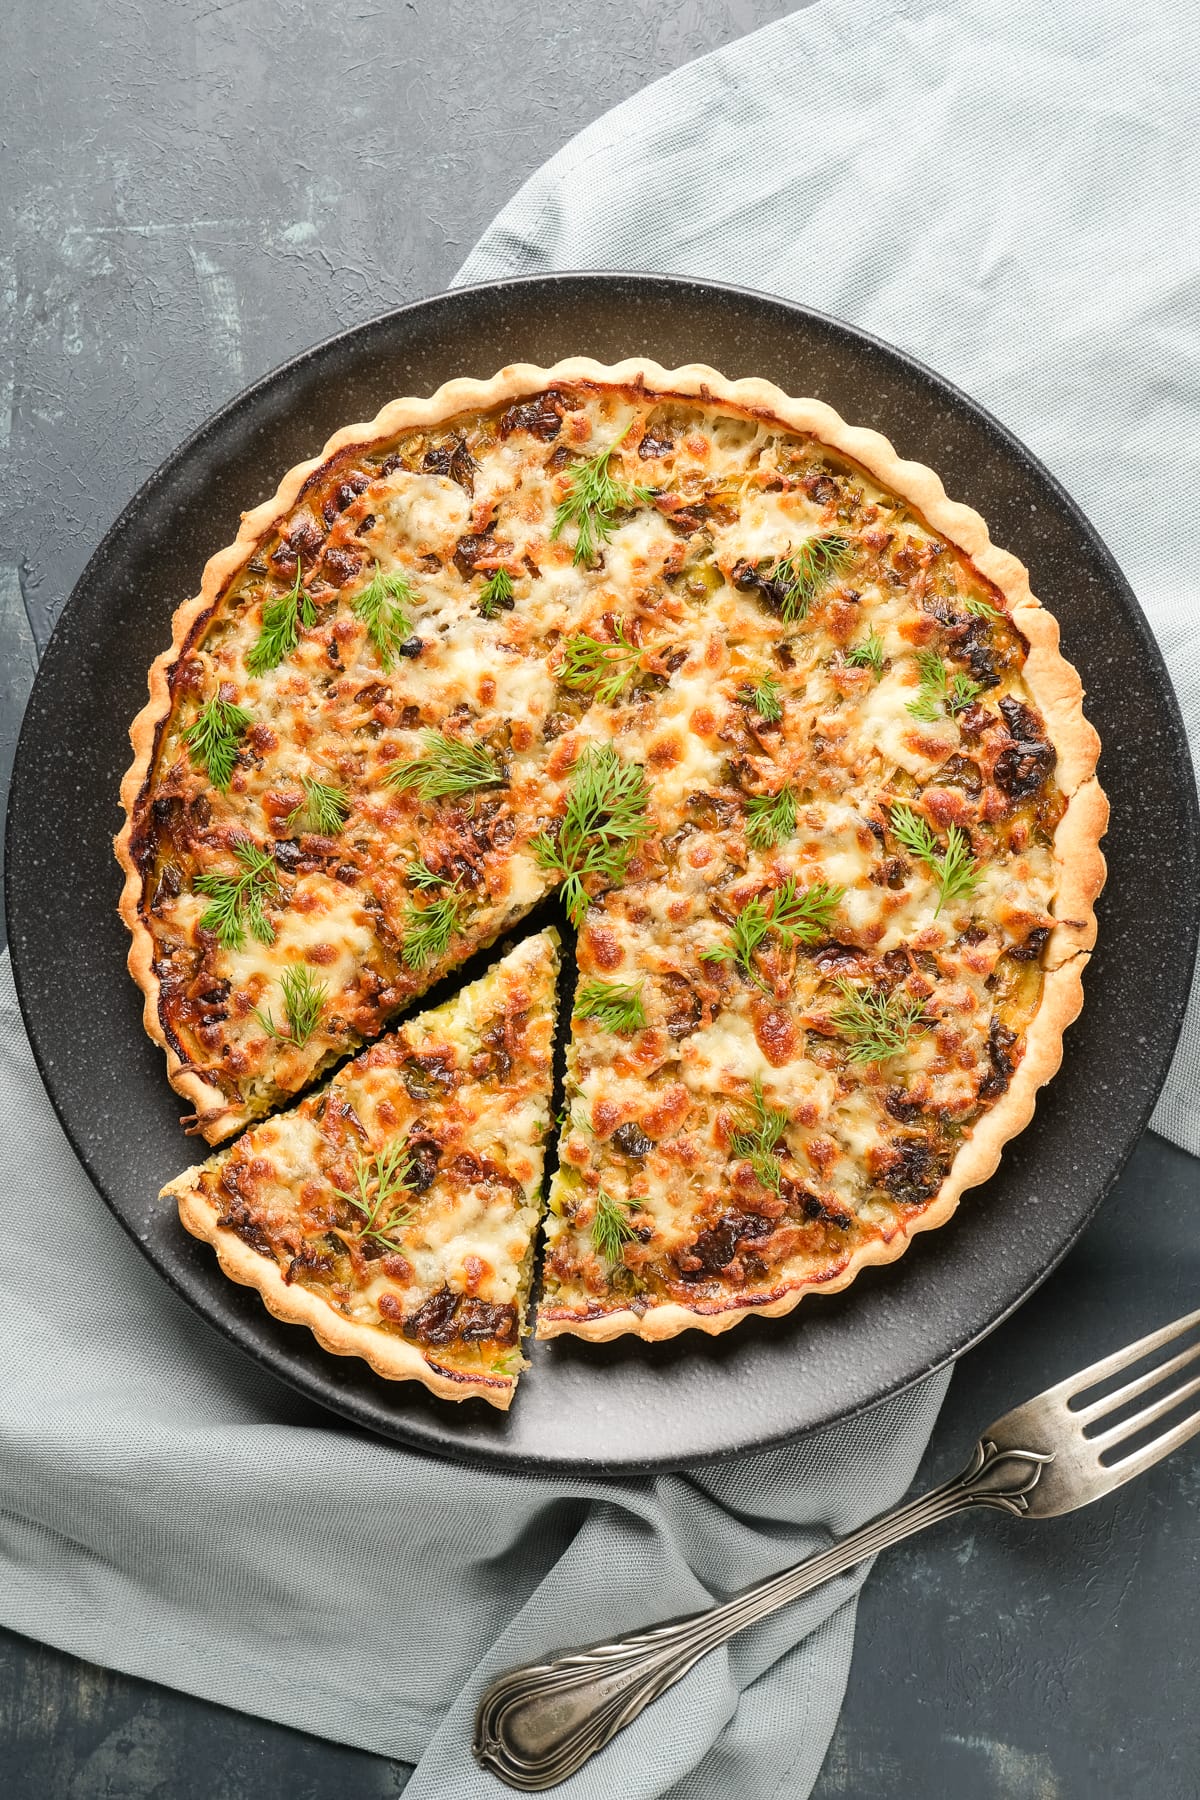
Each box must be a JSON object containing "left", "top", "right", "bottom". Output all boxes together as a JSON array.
[{"left": 473, "top": 1438, "right": 1051, "bottom": 1791}]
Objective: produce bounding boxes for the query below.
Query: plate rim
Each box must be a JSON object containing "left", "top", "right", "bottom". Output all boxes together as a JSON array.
[{"left": 7, "top": 268, "right": 1199, "bottom": 1473}]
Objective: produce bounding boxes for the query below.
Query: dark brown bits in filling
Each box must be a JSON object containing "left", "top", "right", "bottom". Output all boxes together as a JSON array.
[
  {"left": 499, "top": 390, "right": 565, "bottom": 441},
  {"left": 402, "top": 1285, "right": 518, "bottom": 1348},
  {"left": 978, "top": 1015, "right": 1018, "bottom": 1099},
  {"left": 612, "top": 1121, "right": 653, "bottom": 1159},
  {"left": 881, "top": 1140, "right": 947, "bottom": 1209},
  {"left": 422, "top": 436, "right": 476, "bottom": 492},
  {"left": 638, "top": 429, "right": 674, "bottom": 459},
  {"left": 995, "top": 698, "right": 1056, "bottom": 799}
]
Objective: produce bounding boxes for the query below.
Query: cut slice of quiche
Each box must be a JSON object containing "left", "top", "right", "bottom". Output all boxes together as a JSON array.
[{"left": 164, "top": 929, "right": 560, "bottom": 1407}]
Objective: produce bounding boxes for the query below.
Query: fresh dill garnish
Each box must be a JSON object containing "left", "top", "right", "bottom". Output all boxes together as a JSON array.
[
  {"left": 286, "top": 775, "right": 351, "bottom": 835},
  {"left": 551, "top": 435, "right": 653, "bottom": 567},
  {"left": 478, "top": 568, "right": 515, "bottom": 620},
  {"left": 533, "top": 743, "right": 650, "bottom": 926},
  {"left": 730, "top": 1078, "right": 789, "bottom": 1194},
  {"left": 590, "top": 1190, "right": 638, "bottom": 1265},
  {"left": 184, "top": 694, "right": 253, "bottom": 791},
  {"left": 558, "top": 620, "right": 642, "bottom": 704},
  {"left": 962, "top": 595, "right": 1002, "bottom": 621},
  {"left": 252, "top": 964, "right": 328, "bottom": 1047},
  {"left": 744, "top": 784, "right": 797, "bottom": 850},
  {"left": 948, "top": 671, "right": 982, "bottom": 713},
  {"left": 406, "top": 857, "right": 450, "bottom": 890},
  {"left": 769, "top": 876, "right": 845, "bottom": 944},
  {"left": 557, "top": 1093, "right": 595, "bottom": 1137},
  {"left": 400, "top": 887, "right": 464, "bottom": 969},
  {"left": 770, "top": 534, "right": 854, "bottom": 622},
  {"left": 742, "top": 672, "right": 783, "bottom": 723},
  {"left": 385, "top": 730, "right": 504, "bottom": 800},
  {"left": 704, "top": 898, "right": 773, "bottom": 976},
  {"left": 332, "top": 1142, "right": 419, "bottom": 1253},
  {"left": 574, "top": 979, "right": 647, "bottom": 1034},
  {"left": 558, "top": 1110, "right": 590, "bottom": 1141},
  {"left": 844, "top": 626, "right": 886, "bottom": 680},
  {"left": 889, "top": 803, "right": 979, "bottom": 915},
  {"left": 246, "top": 563, "right": 317, "bottom": 676},
  {"left": 353, "top": 563, "right": 417, "bottom": 670},
  {"left": 906, "top": 651, "right": 982, "bottom": 722},
  {"left": 701, "top": 876, "right": 843, "bottom": 986},
  {"left": 830, "top": 978, "right": 928, "bottom": 1065},
  {"left": 194, "top": 839, "right": 280, "bottom": 950},
  {"left": 907, "top": 649, "right": 950, "bottom": 721}
]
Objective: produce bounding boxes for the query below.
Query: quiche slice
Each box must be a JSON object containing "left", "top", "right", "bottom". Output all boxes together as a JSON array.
[{"left": 164, "top": 930, "right": 559, "bottom": 1407}]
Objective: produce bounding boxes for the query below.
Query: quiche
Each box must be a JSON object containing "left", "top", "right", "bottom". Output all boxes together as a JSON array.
[
  {"left": 118, "top": 357, "right": 1106, "bottom": 1369},
  {"left": 164, "top": 929, "right": 560, "bottom": 1408}
]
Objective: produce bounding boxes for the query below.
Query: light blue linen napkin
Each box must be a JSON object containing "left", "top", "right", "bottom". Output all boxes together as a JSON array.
[{"left": 2, "top": 2, "right": 1196, "bottom": 1795}]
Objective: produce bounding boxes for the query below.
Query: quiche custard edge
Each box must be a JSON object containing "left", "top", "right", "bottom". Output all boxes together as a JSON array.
[{"left": 117, "top": 359, "right": 1106, "bottom": 1351}]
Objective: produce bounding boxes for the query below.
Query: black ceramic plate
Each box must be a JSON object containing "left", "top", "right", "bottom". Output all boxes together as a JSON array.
[{"left": 7, "top": 274, "right": 1198, "bottom": 1473}]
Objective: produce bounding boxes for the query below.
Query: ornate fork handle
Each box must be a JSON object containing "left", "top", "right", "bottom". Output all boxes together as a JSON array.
[{"left": 473, "top": 1439, "right": 1051, "bottom": 1791}]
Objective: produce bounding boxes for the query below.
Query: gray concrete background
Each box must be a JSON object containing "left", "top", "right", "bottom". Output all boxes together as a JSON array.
[{"left": 2, "top": 4, "right": 1198, "bottom": 1796}]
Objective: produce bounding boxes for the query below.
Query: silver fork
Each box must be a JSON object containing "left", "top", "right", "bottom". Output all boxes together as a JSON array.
[{"left": 474, "top": 1305, "right": 1200, "bottom": 1790}]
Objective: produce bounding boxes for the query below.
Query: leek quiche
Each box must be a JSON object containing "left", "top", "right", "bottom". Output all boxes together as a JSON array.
[
  {"left": 164, "top": 930, "right": 560, "bottom": 1409},
  {"left": 117, "top": 357, "right": 1107, "bottom": 1381}
]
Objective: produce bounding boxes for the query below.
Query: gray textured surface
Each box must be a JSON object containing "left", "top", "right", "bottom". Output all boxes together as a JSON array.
[{"left": 1, "top": 2, "right": 1197, "bottom": 1796}]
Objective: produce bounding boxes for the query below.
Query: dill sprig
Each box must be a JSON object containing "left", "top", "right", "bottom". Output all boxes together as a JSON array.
[
  {"left": 744, "top": 784, "right": 797, "bottom": 850},
  {"left": 701, "top": 876, "right": 843, "bottom": 985},
  {"left": 590, "top": 1190, "right": 638, "bottom": 1265},
  {"left": 353, "top": 563, "right": 417, "bottom": 670},
  {"left": 700, "top": 896, "right": 777, "bottom": 979},
  {"left": 385, "top": 730, "right": 504, "bottom": 800},
  {"left": 742, "top": 672, "right": 783, "bottom": 723},
  {"left": 333, "top": 1142, "right": 419, "bottom": 1253},
  {"left": 574, "top": 979, "right": 647, "bottom": 1034},
  {"left": 557, "top": 1100, "right": 595, "bottom": 1138},
  {"left": 406, "top": 857, "right": 450, "bottom": 890},
  {"left": 962, "top": 595, "right": 1003, "bottom": 621},
  {"left": 890, "top": 803, "right": 979, "bottom": 915},
  {"left": 906, "top": 651, "right": 982, "bottom": 722},
  {"left": 558, "top": 620, "right": 642, "bottom": 704},
  {"left": 844, "top": 626, "right": 886, "bottom": 680},
  {"left": 730, "top": 1078, "right": 789, "bottom": 1194},
  {"left": 949, "top": 671, "right": 984, "bottom": 713},
  {"left": 400, "top": 887, "right": 464, "bottom": 970},
  {"left": 533, "top": 744, "right": 650, "bottom": 927},
  {"left": 287, "top": 775, "right": 351, "bottom": 835},
  {"left": 551, "top": 436, "right": 653, "bottom": 567},
  {"left": 184, "top": 693, "right": 253, "bottom": 791},
  {"left": 246, "top": 563, "right": 317, "bottom": 676},
  {"left": 907, "top": 650, "right": 949, "bottom": 721},
  {"left": 831, "top": 978, "right": 928, "bottom": 1065},
  {"left": 770, "top": 876, "right": 845, "bottom": 943},
  {"left": 770, "top": 534, "right": 854, "bottom": 622},
  {"left": 194, "top": 839, "right": 280, "bottom": 950},
  {"left": 252, "top": 964, "right": 328, "bottom": 1047},
  {"left": 478, "top": 568, "right": 515, "bottom": 620}
]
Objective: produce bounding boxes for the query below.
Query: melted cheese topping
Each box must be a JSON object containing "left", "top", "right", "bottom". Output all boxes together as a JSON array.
[{"left": 132, "top": 378, "right": 1070, "bottom": 1340}]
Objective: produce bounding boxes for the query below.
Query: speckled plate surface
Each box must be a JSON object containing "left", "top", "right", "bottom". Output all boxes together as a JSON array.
[{"left": 6, "top": 273, "right": 1198, "bottom": 1473}]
